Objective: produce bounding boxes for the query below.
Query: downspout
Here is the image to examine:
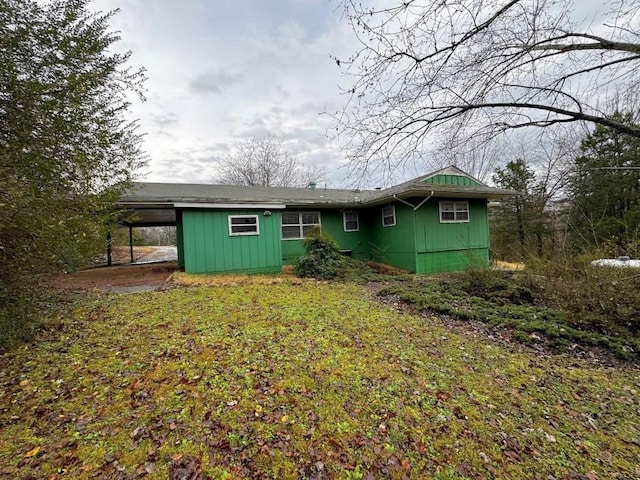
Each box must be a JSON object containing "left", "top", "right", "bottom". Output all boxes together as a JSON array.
[
  {"left": 413, "top": 192, "right": 434, "bottom": 211},
  {"left": 410, "top": 192, "right": 434, "bottom": 273},
  {"left": 414, "top": 192, "right": 433, "bottom": 273},
  {"left": 393, "top": 195, "right": 415, "bottom": 208},
  {"left": 393, "top": 195, "right": 418, "bottom": 271},
  {"left": 394, "top": 192, "right": 434, "bottom": 273},
  {"left": 413, "top": 209, "right": 418, "bottom": 273},
  {"left": 392, "top": 192, "right": 434, "bottom": 211}
]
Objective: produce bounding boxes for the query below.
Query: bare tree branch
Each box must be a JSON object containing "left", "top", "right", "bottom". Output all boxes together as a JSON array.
[
  {"left": 212, "top": 134, "right": 327, "bottom": 187},
  {"left": 332, "top": 0, "right": 640, "bottom": 179}
]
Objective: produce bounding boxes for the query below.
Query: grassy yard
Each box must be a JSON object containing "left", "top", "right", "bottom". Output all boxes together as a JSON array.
[{"left": 1, "top": 278, "right": 639, "bottom": 479}]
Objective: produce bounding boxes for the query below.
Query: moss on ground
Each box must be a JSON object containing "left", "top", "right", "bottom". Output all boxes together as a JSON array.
[{"left": 0, "top": 280, "right": 638, "bottom": 479}]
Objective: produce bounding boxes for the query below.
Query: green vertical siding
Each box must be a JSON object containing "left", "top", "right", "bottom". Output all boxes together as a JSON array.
[
  {"left": 414, "top": 199, "right": 489, "bottom": 273},
  {"left": 364, "top": 203, "right": 416, "bottom": 271},
  {"left": 424, "top": 174, "right": 480, "bottom": 186},
  {"left": 179, "top": 200, "right": 490, "bottom": 275},
  {"left": 416, "top": 248, "right": 488, "bottom": 273},
  {"left": 281, "top": 209, "right": 371, "bottom": 264},
  {"left": 181, "top": 209, "right": 282, "bottom": 274}
]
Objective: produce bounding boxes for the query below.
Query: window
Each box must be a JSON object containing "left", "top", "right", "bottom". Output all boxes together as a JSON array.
[
  {"left": 343, "top": 211, "right": 359, "bottom": 232},
  {"left": 439, "top": 201, "right": 469, "bottom": 223},
  {"left": 228, "top": 215, "right": 259, "bottom": 236},
  {"left": 382, "top": 205, "right": 396, "bottom": 227},
  {"left": 281, "top": 211, "right": 321, "bottom": 239}
]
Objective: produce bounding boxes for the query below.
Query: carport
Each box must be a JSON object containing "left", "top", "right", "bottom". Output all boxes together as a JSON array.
[{"left": 111, "top": 200, "right": 177, "bottom": 266}]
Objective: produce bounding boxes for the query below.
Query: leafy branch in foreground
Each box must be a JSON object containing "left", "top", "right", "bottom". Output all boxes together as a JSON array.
[{"left": 0, "top": 0, "right": 146, "bottom": 345}]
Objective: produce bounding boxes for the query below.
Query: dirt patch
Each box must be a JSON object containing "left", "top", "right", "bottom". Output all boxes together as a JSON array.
[{"left": 44, "top": 262, "right": 179, "bottom": 292}]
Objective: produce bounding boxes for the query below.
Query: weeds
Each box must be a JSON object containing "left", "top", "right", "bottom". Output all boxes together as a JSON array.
[
  {"left": 379, "top": 263, "right": 640, "bottom": 360},
  {"left": 527, "top": 256, "right": 640, "bottom": 337}
]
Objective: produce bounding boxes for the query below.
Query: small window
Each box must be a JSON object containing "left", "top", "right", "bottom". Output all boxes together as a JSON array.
[
  {"left": 228, "top": 215, "right": 259, "bottom": 236},
  {"left": 281, "top": 211, "right": 321, "bottom": 239},
  {"left": 382, "top": 205, "right": 396, "bottom": 227},
  {"left": 439, "top": 201, "right": 469, "bottom": 223},
  {"left": 343, "top": 211, "right": 359, "bottom": 232}
]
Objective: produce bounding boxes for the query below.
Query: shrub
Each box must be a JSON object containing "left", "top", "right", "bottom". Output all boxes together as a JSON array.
[
  {"left": 527, "top": 255, "right": 640, "bottom": 337},
  {"left": 294, "top": 229, "right": 343, "bottom": 279}
]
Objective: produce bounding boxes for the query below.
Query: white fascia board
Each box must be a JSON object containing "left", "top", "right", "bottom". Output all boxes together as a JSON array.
[{"left": 174, "top": 202, "right": 286, "bottom": 209}]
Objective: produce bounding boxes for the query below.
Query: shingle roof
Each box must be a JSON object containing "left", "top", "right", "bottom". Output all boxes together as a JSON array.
[
  {"left": 117, "top": 166, "right": 514, "bottom": 225},
  {"left": 120, "top": 182, "right": 377, "bottom": 207}
]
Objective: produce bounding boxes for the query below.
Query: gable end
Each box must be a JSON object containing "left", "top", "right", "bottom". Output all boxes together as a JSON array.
[{"left": 423, "top": 174, "right": 481, "bottom": 187}]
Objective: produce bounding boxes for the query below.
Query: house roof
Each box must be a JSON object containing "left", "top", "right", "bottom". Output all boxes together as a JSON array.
[
  {"left": 117, "top": 166, "right": 514, "bottom": 226},
  {"left": 120, "top": 182, "right": 377, "bottom": 207}
]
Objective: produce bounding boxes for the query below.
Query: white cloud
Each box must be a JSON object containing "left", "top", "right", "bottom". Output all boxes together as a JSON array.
[{"left": 89, "top": 0, "right": 357, "bottom": 187}]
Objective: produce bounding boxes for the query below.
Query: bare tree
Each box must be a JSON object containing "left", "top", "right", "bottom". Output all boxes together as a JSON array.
[
  {"left": 334, "top": 0, "right": 640, "bottom": 179},
  {"left": 430, "top": 134, "right": 510, "bottom": 182},
  {"left": 213, "top": 134, "right": 326, "bottom": 187}
]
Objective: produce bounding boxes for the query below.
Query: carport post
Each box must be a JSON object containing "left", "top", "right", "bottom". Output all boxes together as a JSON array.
[
  {"left": 129, "top": 226, "right": 134, "bottom": 263},
  {"left": 106, "top": 231, "right": 112, "bottom": 266}
]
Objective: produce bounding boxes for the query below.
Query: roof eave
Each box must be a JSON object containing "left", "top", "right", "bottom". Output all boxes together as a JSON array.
[{"left": 366, "top": 186, "right": 515, "bottom": 206}]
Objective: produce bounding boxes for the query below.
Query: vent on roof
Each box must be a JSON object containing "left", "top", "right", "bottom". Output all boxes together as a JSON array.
[{"left": 375, "top": 187, "right": 382, "bottom": 190}]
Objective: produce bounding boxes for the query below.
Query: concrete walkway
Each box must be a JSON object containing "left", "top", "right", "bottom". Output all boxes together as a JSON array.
[{"left": 134, "top": 246, "right": 178, "bottom": 264}]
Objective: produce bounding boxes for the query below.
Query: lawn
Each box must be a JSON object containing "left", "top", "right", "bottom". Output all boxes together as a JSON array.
[{"left": 1, "top": 278, "right": 638, "bottom": 479}]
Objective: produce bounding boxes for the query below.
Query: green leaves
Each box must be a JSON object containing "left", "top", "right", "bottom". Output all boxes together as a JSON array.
[
  {"left": 295, "top": 229, "right": 344, "bottom": 279},
  {"left": 568, "top": 112, "right": 640, "bottom": 256},
  {"left": 0, "top": 0, "right": 145, "bottom": 341}
]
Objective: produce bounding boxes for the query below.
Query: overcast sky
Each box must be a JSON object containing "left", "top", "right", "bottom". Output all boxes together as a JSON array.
[
  {"left": 89, "top": 0, "right": 618, "bottom": 189},
  {"left": 90, "top": 0, "right": 361, "bottom": 187}
]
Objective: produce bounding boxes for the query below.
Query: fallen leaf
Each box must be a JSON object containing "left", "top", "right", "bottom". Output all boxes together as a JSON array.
[
  {"left": 24, "top": 446, "right": 40, "bottom": 458},
  {"left": 104, "top": 451, "right": 118, "bottom": 463},
  {"left": 436, "top": 391, "right": 450, "bottom": 402}
]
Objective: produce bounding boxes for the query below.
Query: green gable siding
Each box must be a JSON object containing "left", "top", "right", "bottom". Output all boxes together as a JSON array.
[
  {"left": 414, "top": 199, "right": 489, "bottom": 273},
  {"left": 424, "top": 174, "right": 481, "bottom": 186},
  {"left": 364, "top": 203, "right": 416, "bottom": 271},
  {"left": 281, "top": 209, "right": 371, "bottom": 264},
  {"left": 180, "top": 209, "right": 282, "bottom": 274}
]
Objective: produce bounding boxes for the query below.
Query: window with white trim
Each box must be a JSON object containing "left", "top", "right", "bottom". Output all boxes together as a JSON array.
[
  {"left": 382, "top": 205, "right": 396, "bottom": 227},
  {"left": 281, "top": 211, "right": 321, "bottom": 239},
  {"left": 228, "top": 215, "right": 259, "bottom": 236},
  {"left": 343, "top": 211, "right": 359, "bottom": 232},
  {"left": 439, "top": 201, "right": 469, "bottom": 223}
]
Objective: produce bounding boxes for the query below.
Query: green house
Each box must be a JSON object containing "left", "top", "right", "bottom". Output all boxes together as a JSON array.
[{"left": 117, "top": 166, "right": 513, "bottom": 275}]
